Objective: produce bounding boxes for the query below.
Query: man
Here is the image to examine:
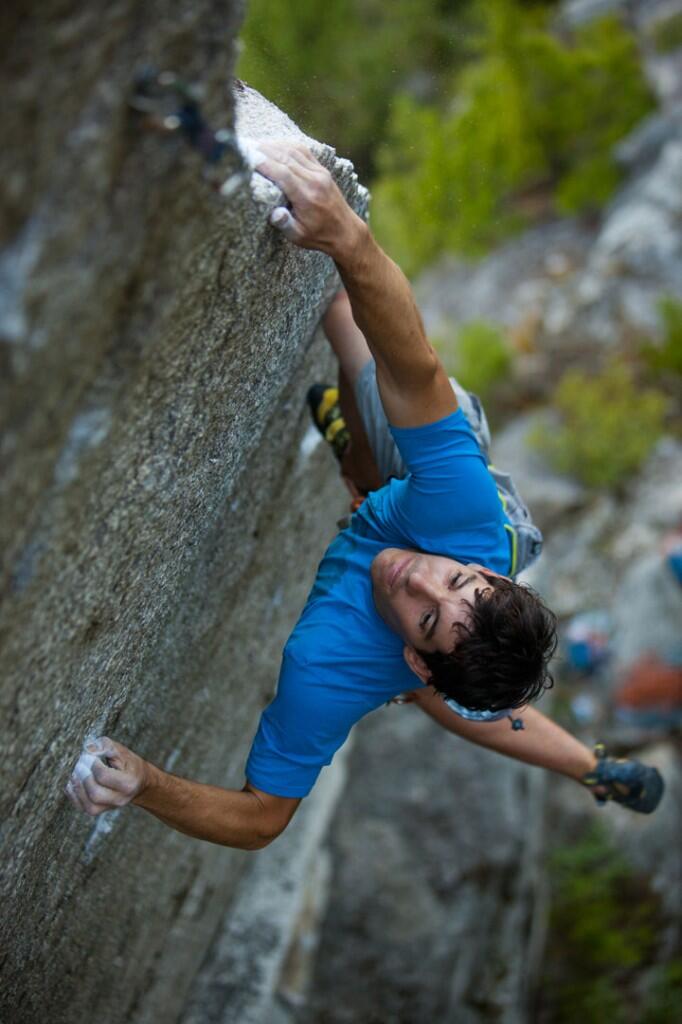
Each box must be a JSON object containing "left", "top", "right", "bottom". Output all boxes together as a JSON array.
[{"left": 66, "top": 141, "right": 663, "bottom": 846}]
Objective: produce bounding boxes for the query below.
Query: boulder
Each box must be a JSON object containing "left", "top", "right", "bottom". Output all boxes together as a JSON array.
[
  {"left": 591, "top": 140, "right": 682, "bottom": 280},
  {"left": 523, "top": 438, "right": 682, "bottom": 618},
  {"left": 614, "top": 110, "right": 682, "bottom": 171}
]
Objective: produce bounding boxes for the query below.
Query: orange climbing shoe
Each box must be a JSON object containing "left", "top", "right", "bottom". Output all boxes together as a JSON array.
[{"left": 307, "top": 384, "right": 350, "bottom": 462}]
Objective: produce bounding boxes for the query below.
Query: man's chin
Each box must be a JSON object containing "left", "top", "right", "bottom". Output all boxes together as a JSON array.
[{"left": 372, "top": 547, "right": 402, "bottom": 571}]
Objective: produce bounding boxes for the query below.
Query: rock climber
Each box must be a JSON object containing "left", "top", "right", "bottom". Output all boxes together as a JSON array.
[{"left": 65, "top": 139, "right": 664, "bottom": 847}]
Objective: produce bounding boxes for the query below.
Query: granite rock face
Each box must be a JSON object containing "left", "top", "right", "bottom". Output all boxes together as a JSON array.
[
  {"left": 299, "top": 706, "right": 547, "bottom": 1024},
  {"left": 0, "top": 6, "right": 367, "bottom": 1023}
]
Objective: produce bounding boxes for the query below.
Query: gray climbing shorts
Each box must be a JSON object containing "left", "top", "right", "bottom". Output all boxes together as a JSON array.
[{"left": 353, "top": 359, "right": 543, "bottom": 577}]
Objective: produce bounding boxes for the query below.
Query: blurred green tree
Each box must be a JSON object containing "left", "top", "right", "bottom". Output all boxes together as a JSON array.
[
  {"left": 530, "top": 360, "right": 667, "bottom": 488},
  {"left": 237, "top": 0, "right": 475, "bottom": 180},
  {"left": 372, "top": 0, "right": 653, "bottom": 273},
  {"left": 642, "top": 295, "right": 682, "bottom": 377},
  {"left": 540, "top": 823, "right": 661, "bottom": 1024},
  {"left": 433, "top": 319, "right": 511, "bottom": 399}
]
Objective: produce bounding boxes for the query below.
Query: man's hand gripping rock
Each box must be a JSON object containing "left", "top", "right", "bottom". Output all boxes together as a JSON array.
[
  {"left": 65, "top": 737, "right": 148, "bottom": 817},
  {"left": 242, "top": 138, "right": 366, "bottom": 262}
]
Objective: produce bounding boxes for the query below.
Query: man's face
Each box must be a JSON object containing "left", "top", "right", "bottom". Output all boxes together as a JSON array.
[{"left": 371, "top": 548, "right": 501, "bottom": 658}]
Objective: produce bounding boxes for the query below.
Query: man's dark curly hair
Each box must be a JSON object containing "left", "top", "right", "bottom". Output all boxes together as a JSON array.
[{"left": 417, "top": 573, "right": 557, "bottom": 712}]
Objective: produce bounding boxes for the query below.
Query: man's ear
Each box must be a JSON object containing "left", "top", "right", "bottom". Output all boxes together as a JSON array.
[{"left": 403, "top": 645, "right": 432, "bottom": 684}]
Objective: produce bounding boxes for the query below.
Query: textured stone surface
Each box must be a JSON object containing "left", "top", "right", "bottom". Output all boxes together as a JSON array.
[
  {"left": 298, "top": 707, "right": 547, "bottom": 1024},
  {"left": 610, "top": 552, "right": 682, "bottom": 671},
  {"left": 181, "top": 742, "right": 352, "bottom": 1024},
  {"left": 0, "top": 6, "right": 368, "bottom": 1023},
  {"left": 523, "top": 438, "right": 682, "bottom": 619}
]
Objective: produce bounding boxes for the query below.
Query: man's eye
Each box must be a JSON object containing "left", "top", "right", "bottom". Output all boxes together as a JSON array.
[
  {"left": 420, "top": 611, "right": 434, "bottom": 631},
  {"left": 449, "top": 573, "right": 461, "bottom": 588}
]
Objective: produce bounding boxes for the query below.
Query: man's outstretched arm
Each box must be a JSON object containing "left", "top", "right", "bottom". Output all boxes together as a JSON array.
[
  {"left": 410, "top": 686, "right": 597, "bottom": 781},
  {"left": 253, "top": 140, "right": 457, "bottom": 428},
  {"left": 410, "top": 688, "right": 665, "bottom": 814},
  {"left": 65, "top": 737, "right": 300, "bottom": 850}
]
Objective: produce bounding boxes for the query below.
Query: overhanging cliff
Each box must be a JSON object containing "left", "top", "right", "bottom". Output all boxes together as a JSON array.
[{"left": 0, "top": 5, "right": 368, "bottom": 1022}]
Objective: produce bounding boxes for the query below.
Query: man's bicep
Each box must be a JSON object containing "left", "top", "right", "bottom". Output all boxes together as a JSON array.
[{"left": 375, "top": 357, "right": 458, "bottom": 429}]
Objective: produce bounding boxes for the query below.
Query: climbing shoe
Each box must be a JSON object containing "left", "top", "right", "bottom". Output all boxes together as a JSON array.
[
  {"left": 307, "top": 384, "right": 350, "bottom": 462},
  {"left": 581, "top": 743, "right": 664, "bottom": 814}
]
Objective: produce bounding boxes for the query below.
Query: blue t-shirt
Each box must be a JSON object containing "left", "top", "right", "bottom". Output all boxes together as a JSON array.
[{"left": 245, "top": 408, "right": 512, "bottom": 797}]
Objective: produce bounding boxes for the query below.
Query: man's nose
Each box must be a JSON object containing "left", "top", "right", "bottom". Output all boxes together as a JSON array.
[{"left": 406, "top": 569, "right": 439, "bottom": 600}]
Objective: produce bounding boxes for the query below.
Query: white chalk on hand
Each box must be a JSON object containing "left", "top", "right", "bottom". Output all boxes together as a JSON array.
[
  {"left": 73, "top": 752, "right": 98, "bottom": 782},
  {"left": 269, "top": 206, "right": 297, "bottom": 237},
  {"left": 239, "top": 138, "right": 267, "bottom": 170},
  {"left": 83, "top": 735, "right": 111, "bottom": 757}
]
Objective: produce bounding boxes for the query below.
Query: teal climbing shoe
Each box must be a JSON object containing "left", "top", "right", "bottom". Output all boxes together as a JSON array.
[{"left": 582, "top": 743, "right": 664, "bottom": 814}]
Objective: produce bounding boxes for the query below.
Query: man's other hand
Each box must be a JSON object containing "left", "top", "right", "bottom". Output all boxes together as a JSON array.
[
  {"left": 250, "top": 139, "right": 366, "bottom": 263},
  {"left": 65, "top": 736, "right": 148, "bottom": 817}
]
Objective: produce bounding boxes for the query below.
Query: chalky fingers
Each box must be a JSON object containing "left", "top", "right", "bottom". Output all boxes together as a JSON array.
[
  {"left": 253, "top": 150, "right": 307, "bottom": 202},
  {"left": 283, "top": 142, "right": 324, "bottom": 173},
  {"left": 65, "top": 777, "right": 86, "bottom": 813},
  {"left": 65, "top": 735, "right": 144, "bottom": 817},
  {"left": 81, "top": 772, "right": 125, "bottom": 811},
  {"left": 91, "top": 757, "right": 138, "bottom": 802},
  {"left": 258, "top": 138, "right": 319, "bottom": 169},
  {"left": 258, "top": 141, "right": 329, "bottom": 195},
  {"left": 67, "top": 771, "right": 111, "bottom": 817}
]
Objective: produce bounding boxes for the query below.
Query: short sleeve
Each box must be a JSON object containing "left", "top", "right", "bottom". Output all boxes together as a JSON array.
[
  {"left": 384, "top": 409, "right": 506, "bottom": 542},
  {"left": 245, "top": 653, "right": 365, "bottom": 797}
]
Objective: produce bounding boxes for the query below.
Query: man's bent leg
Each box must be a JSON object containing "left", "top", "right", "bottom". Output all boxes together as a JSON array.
[
  {"left": 338, "top": 366, "right": 383, "bottom": 494},
  {"left": 321, "top": 290, "right": 383, "bottom": 494},
  {"left": 322, "top": 289, "right": 406, "bottom": 491},
  {"left": 322, "top": 289, "right": 372, "bottom": 384}
]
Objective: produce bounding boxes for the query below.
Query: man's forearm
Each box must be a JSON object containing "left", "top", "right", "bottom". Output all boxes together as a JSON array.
[
  {"left": 414, "top": 690, "right": 596, "bottom": 781},
  {"left": 65, "top": 735, "right": 300, "bottom": 846},
  {"left": 333, "top": 219, "right": 439, "bottom": 393},
  {"left": 134, "top": 764, "right": 277, "bottom": 850},
  {"left": 252, "top": 140, "right": 455, "bottom": 426}
]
